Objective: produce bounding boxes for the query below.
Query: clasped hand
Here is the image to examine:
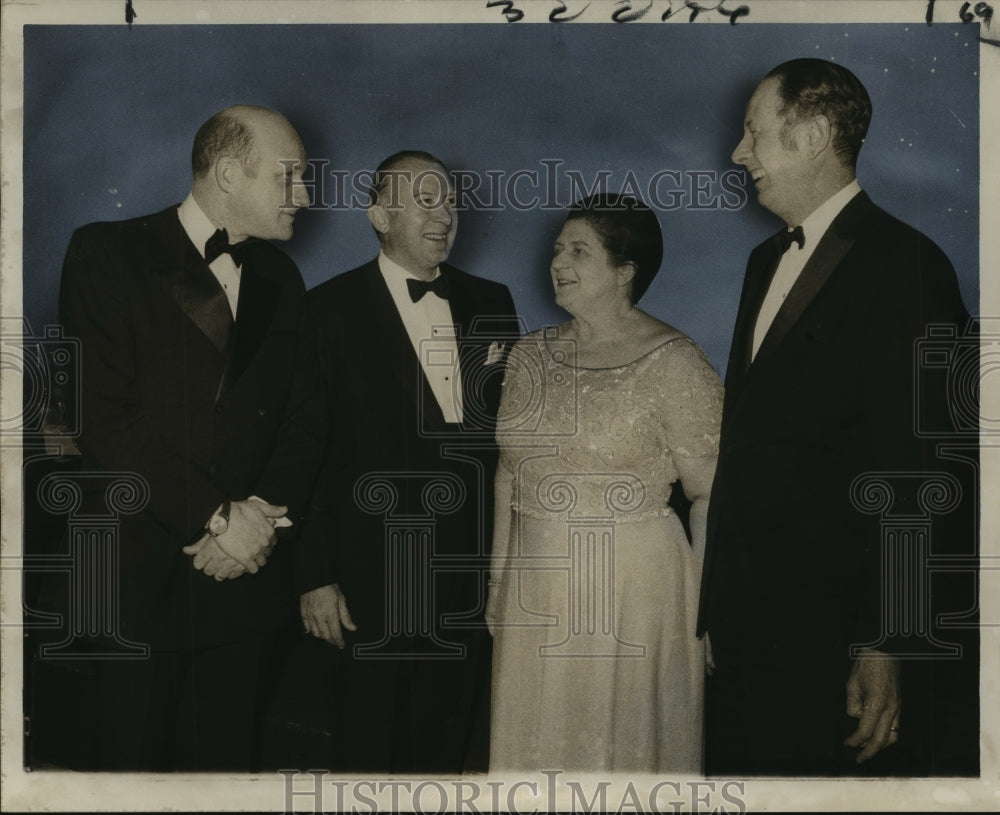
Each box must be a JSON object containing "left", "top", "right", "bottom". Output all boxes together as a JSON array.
[{"left": 183, "top": 499, "right": 287, "bottom": 581}]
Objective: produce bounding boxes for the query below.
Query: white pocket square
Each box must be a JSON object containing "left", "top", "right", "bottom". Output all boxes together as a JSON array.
[{"left": 484, "top": 341, "right": 506, "bottom": 366}]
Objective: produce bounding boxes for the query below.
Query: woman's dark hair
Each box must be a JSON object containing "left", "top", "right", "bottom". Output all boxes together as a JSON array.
[{"left": 565, "top": 193, "right": 663, "bottom": 304}]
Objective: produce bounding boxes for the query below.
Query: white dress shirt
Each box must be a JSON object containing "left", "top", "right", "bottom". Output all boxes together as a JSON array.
[
  {"left": 752, "top": 179, "right": 862, "bottom": 360},
  {"left": 379, "top": 252, "right": 464, "bottom": 424},
  {"left": 177, "top": 193, "right": 241, "bottom": 318}
]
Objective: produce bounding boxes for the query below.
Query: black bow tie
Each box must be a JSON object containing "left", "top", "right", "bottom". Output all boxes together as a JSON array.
[
  {"left": 406, "top": 275, "right": 449, "bottom": 303},
  {"left": 776, "top": 225, "right": 805, "bottom": 254},
  {"left": 204, "top": 228, "right": 255, "bottom": 266}
]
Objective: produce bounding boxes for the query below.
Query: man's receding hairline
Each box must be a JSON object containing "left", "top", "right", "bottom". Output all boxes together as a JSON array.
[
  {"left": 234, "top": 108, "right": 303, "bottom": 173},
  {"left": 191, "top": 104, "right": 304, "bottom": 184},
  {"left": 381, "top": 157, "right": 449, "bottom": 180},
  {"left": 224, "top": 104, "right": 285, "bottom": 126},
  {"left": 370, "top": 158, "right": 452, "bottom": 212},
  {"left": 751, "top": 76, "right": 808, "bottom": 141}
]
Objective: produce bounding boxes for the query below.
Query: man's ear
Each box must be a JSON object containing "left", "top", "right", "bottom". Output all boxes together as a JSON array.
[
  {"left": 804, "top": 114, "right": 833, "bottom": 159},
  {"left": 214, "top": 156, "right": 241, "bottom": 194},
  {"left": 368, "top": 204, "right": 389, "bottom": 235}
]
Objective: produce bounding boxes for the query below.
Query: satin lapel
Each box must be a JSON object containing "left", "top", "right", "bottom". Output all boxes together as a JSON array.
[
  {"left": 222, "top": 246, "right": 281, "bottom": 393},
  {"left": 152, "top": 209, "right": 233, "bottom": 356},
  {"left": 752, "top": 195, "right": 867, "bottom": 368},
  {"left": 726, "top": 240, "right": 782, "bottom": 400}
]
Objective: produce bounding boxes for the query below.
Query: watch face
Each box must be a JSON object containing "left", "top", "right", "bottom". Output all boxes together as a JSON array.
[{"left": 209, "top": 515, "right": 228, "bottom": 536}]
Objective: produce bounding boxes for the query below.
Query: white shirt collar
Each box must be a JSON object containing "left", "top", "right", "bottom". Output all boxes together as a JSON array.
[
  {"left": 796, "top": 178, "right": 862, "bottom": 250},
  {"left": 177, "top": 193, "right": 220, "bottom": 259},
  {"left": 377, "top": 250, "right": 441, "bottom": 283}
]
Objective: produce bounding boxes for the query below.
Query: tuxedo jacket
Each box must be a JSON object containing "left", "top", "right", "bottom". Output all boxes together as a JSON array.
[
  {"left": 57, "top": 206, "right": 325, "bottom": 651},
  {"left": 697, "top": 192, "right": 972, "bottom": 660},
  {"left": 297, "top": 258, "right": 519, "bottom": 639}
]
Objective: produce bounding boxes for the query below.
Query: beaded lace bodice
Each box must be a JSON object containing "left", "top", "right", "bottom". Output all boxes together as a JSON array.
[{"left": 496, "top": 331, "right": 723, "bottom": 523}]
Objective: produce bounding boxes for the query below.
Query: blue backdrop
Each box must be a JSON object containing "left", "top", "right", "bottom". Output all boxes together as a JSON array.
[{"left": 23, "top": 23, "right": 979, "bottom": 374}]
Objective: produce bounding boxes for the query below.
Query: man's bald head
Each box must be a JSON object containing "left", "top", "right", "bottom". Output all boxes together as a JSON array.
[
  {"left": 189, "top": 105, "right": 309, "bottom": 243},
  {"left": 191, "top": 105, "right": 293, "bottom": 179}
]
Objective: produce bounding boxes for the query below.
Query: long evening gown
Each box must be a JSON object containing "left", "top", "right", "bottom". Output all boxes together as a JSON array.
[{"left": 490, "top": 330, "right": 723, "bottom": 773}]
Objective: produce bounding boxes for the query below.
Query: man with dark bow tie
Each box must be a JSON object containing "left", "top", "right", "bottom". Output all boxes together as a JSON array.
[
  {"left": 54, "top": 105, "right": 325, "bottom": 770},
  {"left": 697, "top": 60, "right": 976, "bottom": 776},
  {"left": 298, "top": 150, "right": 519, "bottom": 773}
]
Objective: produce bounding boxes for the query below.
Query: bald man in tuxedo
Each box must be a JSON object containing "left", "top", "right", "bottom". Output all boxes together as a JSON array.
[{"left": 52, "top": 105, "right": 324, "bottom": 770}]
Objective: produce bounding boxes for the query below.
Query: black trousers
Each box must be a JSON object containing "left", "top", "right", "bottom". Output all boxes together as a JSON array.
[
  {"left": 37, "top": 630, "right": 286, "bottom": 772},
  {"left": 328, "top": 631, "right": 492, "bottom": 774},
  {"left": 705, "top": 658, "right": 859, "bottom": 777}
]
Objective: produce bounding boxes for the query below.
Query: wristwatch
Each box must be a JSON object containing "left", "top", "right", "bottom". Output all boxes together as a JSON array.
[{"left": 207, "top": 499, "right": 232, "bottom": 537}]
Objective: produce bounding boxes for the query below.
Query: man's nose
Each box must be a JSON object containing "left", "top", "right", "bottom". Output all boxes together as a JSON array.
[
  {"left": 292, "top": 178, "right": 313, "bottom": 208},
  {"left": 435, "top": 199, "right": 454, "bottom": 224},
  {"left": 731, "top": 135, "right": 749, "bottom": 166}
]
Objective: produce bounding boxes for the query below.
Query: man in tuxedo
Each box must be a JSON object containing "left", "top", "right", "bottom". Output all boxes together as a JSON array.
[
  {"left": 697, "top": 59, "right": 976, "bottom": 775},
  {"left": 51, "top": 105, "right": 324, "bottom": 770},
  {"left": 298, "top": 150, "right": 519, "bottom": 773}
]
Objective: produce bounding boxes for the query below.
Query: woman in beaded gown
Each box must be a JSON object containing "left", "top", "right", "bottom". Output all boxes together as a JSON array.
[{"left": 487, "top": 194, "right": 723, "bottom": 773}]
